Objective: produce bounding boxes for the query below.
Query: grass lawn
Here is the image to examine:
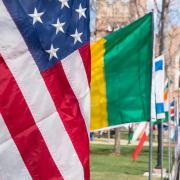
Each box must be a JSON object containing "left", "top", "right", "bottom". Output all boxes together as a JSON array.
[{"left": 90, "top": 144, "right": 169, "bottom": 180}]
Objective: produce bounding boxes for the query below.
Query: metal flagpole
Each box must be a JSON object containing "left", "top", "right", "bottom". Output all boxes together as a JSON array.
[
  {"left": 175, "top": 99, "right": 179, "bottom": 160},
  {"left": 149, "top": 10, "right": 155, "bottom": 180},
  {"left": 160, "top": 57, "right": 166, "bottom": 180},
  {"left": 156, "top": 1, "right": 165, "bottom": 178},
  {"left": 176, "top": 93, "right": 180, "bottom": 159},
  {"left": 149, "top": 120, "right": 153, "bottom": 180},
  {"left": 168, "top": 79, "right": 171, "bottom": 179},
  {"left": 161, "top": 117, "right": 164, "bottom": 180}
]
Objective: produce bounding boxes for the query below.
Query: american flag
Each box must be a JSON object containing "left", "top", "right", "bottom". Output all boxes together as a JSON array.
[
  {"left": 0, "top": 0, "right": 90, "bottom": 179},
  {"left": 170, "top": 100, "right": 175, "bottom": 118}
]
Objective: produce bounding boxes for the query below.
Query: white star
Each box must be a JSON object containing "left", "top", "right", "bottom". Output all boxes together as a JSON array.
[
  {"left": 52, "top": 19, "right": 65, "bottom": 34},
  {"left": 46, "top": 44, "right": 59, "bottom": 60},
  {"left": 70, "top": 29, "right": 83, "bottom": 44},
  {"left": 75, "top": 4, "right": 86, "bottom": 19},
  {"left": 58, "top": 0, "right": 70, "bottom": 9},
  {"left": 28, "top": 8, "right": 44, "bottom": 24}
]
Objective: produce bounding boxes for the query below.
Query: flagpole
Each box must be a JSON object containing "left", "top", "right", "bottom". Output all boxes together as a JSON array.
[
  {"left": 177, "top": 95, "right": 180, "bottom": 160},
  {"left": 161, "top": 117, "right": 164, "bottom": 180},
  {"left": 177, "top": 94, "right": 180, "bottom": 155},
  {"left": 149, "top": 10, "right": 155, "bottom": 180},
  {"left": 168, "top": 79, "right": 171, "bottom": 179},
  {"left": 175, "top": 99, "right": 178, "bottom": 160},
  {"left": 149, "top": 120, "right": 153, "bottom": 180}
]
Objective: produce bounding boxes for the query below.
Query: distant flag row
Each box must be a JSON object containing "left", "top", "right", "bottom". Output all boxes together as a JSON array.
[
  {"left": 132, "top": 55, "right": 166, "bottom": 161},
  {"left": 131, "top": 55, "right": 163, "bottom": 145},
  {"left": 132, "top": 73, "right": 176, "bottom": 161},
  {"left": 132, "top": 98, "right": 176, "bottom": 161}
]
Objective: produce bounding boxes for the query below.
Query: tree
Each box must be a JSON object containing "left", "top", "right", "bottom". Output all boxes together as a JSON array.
[
  {"left": 155, "top": 0, "right": 166, "bottom": 169},
  {"left": 114, "top": 128, "right": 121, "bottom": 155}
]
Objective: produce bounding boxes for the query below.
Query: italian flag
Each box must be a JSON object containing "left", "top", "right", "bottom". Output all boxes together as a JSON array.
[
  {"left": 130, "top": 122, "right": 148, "bottom": 143},
  {"left": 90, "top": 13, "right": 153, "bottom": 131},
  {"left": 132, "top": 123, "right": 149, "bottom": 161}
]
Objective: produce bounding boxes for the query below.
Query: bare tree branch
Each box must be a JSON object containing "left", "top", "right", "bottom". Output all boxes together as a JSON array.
[{"left": 154, "top": 0, "right": 161, "bottom": 14}]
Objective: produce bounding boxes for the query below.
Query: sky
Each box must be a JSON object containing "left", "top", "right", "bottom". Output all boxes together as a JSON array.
[
  {"left": 147, "top": 0, "right": 180, "bottom": 27},
  {"left": 90, "top": 0, "right": 96, "bottom": 33}
]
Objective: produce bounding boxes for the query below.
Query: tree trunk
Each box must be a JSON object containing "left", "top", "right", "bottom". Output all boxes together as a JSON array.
[
  {"left": 114, "top": 127, "right": 121, "bottom": 155},
  {"left": 156, "top": 0, "right": 169, "bottom": 169}
]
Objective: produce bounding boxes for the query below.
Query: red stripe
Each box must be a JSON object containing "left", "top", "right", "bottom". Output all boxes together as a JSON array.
[
  {"left": 42, "top": 62, "right": 90, "bottom": 180},
  {"left": 0, "top": 56, "right": 63, "bottom": 180},
  {"left": 170, "top": 109, "right": 174, "bottom": 115},
  {"left": 79, "top": 43, "right": 91, "bottom": 86},
  {"left": 132, "top": 132, "right": 147, "bottom": 161}
]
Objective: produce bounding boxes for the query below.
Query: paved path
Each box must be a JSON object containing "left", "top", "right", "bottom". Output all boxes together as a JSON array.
[{"left": 90, "top": 138, "right": 158, "bottom": 146}]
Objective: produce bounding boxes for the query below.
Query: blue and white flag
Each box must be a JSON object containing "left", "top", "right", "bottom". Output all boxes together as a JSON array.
[
  {"left": 154, "top": 55, "right": 165, "bottom": 119},
  {"left": 151, "top": 56, "right": 156, "bottom": 120}
]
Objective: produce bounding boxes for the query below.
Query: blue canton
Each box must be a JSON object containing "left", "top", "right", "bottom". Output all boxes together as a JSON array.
[{"left": 3, "top": 0, "right": 90, "bottom": 72}]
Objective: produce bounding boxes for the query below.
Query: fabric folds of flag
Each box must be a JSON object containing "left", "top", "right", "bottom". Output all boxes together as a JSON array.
[
  {"left": 132, "top": 123, "right": 149, "bottom": 161},
  {"left": 154, "top": 56, "right": 165, "bottom": 119},
  {"left": 131, "top": 122, "right": 147, "bottom": 143},
  {"left": 0, "top": 1, "right": 90, "bottom": 179},
  {"left": 91, "top": 13, "right": 153, "bottom": 131},
  {"left": 170, "top": 101, "right": 175, "bottom": 118}
]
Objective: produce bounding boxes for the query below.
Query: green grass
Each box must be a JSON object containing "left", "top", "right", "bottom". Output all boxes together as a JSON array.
[{"left": 90, "top": 144, "right": 168, "bottom": 180}]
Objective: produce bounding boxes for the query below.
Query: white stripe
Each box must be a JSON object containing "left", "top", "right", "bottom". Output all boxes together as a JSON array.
[
  {"left": 131, "top": 122, "right": 147, "bottom": 142},
  {"left": 0, "top": 114, "right": 32, "bottom": 180},
  {"left": 61, "top": 50, "right": 90, "bottom": 132},
  {"left": 145, "top": 122, "right": 150, "bottom": 136},
  {"left": 0, "top": 3, "right": 84, "bottom": 180},
  {"left": 157, "top": 113, "right": 166, "bottom": 119}
]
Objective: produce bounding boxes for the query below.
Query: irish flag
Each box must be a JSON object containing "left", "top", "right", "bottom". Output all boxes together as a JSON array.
[{"left": 90, "top": 13, "right": 153, "bottom": 131}]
